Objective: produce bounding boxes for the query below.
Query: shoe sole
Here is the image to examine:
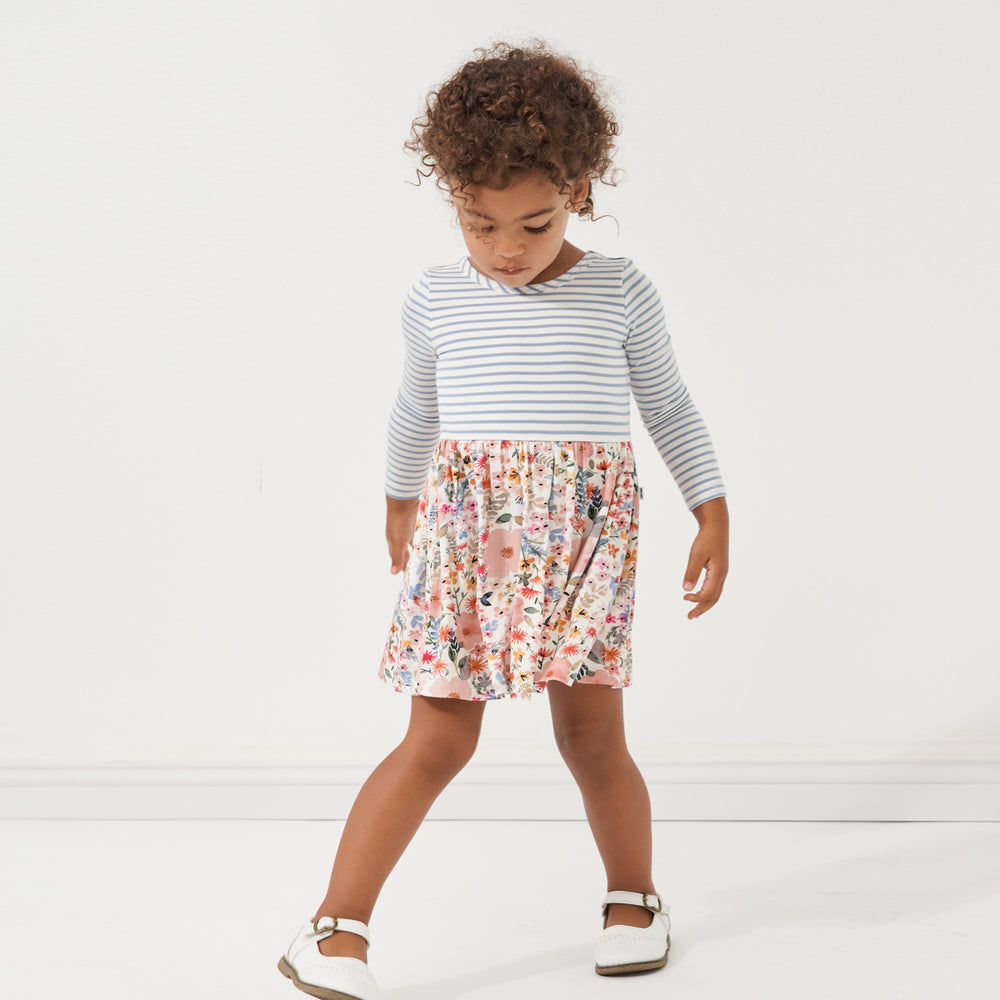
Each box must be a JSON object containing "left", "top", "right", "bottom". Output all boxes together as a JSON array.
[
  {"left": 594, "top": 935, "right": 670, "bottom": 976},
  {"left": 277, "top": 955, "right": 369, "bottom": 1000}
]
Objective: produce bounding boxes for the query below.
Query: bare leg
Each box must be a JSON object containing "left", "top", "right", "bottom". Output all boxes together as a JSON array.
[
  {"left": 547, "top": 681, "right": 656, "bottom": 929},
  {"left": 311, "top": 694, "right": 487, "bottom": 961}
]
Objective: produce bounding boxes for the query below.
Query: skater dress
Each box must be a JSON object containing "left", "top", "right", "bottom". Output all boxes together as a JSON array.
[{"left": 378, "top": 251, "right": 726, "bottom": 701}]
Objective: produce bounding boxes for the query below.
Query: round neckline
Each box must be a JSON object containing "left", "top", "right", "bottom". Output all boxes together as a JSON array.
[{"left": 461, "top": 250, "right": 600, "bottom": 294}]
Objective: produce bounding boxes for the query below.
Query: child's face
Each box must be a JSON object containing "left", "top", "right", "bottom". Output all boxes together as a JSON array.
[{"left": 454, "top": 172, "right": 590, "bottom": 287}]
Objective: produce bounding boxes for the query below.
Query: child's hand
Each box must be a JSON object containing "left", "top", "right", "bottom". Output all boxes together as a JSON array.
[
  {"left": 682, "top": 496, "right": 729, "bottom": 620},
  {"left": 386, "top": 495, "right": 421, "bottom": 574}
]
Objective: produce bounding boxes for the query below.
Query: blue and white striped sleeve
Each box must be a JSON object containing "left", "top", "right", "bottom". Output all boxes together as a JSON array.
[
  {"left": 622, "top": 260, "right": 727, "bottom": 510},
  {"left": 384, "top": 276, "right": 440, "bottom": 499}
]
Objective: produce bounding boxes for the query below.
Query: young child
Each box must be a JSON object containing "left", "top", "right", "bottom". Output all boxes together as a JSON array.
[{"left": 278, "top": 40, "right": 729, "bottom": 1000}]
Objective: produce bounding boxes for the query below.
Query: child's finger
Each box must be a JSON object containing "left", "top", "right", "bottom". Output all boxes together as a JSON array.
[
  {"left": 682, "top": 553, "right": 705, "bottom": 592},
  {"left": 683, "top": 563, "right": 710, "bottom": 602},
  {"left": 684, "top": 564, "right": 724, "bottom": 618},
  {"left": 685, "top": 591, "right": 719, "bottom": 618},
  {"left": 390, "top": 541, "right": 414, "bottom": 574}
]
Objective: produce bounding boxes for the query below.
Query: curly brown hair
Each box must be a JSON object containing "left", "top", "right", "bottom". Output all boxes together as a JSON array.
[{"left": 405, "top": 40, "right": 620, "bottom": 218}]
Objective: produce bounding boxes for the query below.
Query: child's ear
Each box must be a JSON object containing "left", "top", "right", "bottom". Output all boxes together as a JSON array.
[{"left": 570, "top": 177, "right": 591, "bottom": 212}]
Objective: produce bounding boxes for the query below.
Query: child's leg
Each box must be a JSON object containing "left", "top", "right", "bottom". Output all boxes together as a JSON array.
[
  {"left": 311, "top": 693, "right": 487, "bottom": 961},
  {"left": 546, "top": 681, "right": 657, "bottom": 929}
]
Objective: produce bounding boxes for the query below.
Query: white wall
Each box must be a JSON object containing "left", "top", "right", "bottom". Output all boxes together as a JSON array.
[{"left": 2, "top": 2, "right": 998, "bottom": 795}]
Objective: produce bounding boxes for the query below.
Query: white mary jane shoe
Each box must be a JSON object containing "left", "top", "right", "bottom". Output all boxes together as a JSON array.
[
  {"left": 277, "top": 915, "right": 380, "bottom": 1000},
  {"left": 594, "top": 890, "right": 671, "bottom": 976}
]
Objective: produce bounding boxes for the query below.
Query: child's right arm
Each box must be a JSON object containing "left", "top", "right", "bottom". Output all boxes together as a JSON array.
[{"left": 386, "top": 495, "right": 420, "bottom": 575}]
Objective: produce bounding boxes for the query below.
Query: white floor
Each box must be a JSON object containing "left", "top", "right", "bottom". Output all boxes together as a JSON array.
[{"left": 1, "top": 819, "right": 998, "bottom": 999}]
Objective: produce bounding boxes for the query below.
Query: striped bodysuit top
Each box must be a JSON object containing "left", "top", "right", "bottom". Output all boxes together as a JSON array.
[{"left": 384, "top": 250, "right": 726, "bottom": 510}]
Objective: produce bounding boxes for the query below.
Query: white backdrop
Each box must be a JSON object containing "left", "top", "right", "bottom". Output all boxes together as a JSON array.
[{"left": 2, "top": 1, "right": 998, "bottom": 789}]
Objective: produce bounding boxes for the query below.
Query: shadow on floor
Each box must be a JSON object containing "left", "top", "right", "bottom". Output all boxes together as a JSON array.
[{"left": 380, "top": 941, "right": 671, "bottom": 999}]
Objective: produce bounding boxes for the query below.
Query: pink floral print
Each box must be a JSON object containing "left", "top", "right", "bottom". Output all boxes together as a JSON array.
[{"left": 378, "top": 440, "right": 642, "bottom": 700}]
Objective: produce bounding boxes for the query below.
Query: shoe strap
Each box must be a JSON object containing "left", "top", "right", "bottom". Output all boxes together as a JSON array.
[
  {"left": 310, "top": 915, "right": 371, "bottom": 949},
  {"left": 602, "top": 890, "right": 669, "bottom": 915}
]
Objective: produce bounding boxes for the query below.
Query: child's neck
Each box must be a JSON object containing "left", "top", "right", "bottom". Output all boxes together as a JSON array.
[{"left": 529, "top": 241, "right": 586, "bottom": 285}]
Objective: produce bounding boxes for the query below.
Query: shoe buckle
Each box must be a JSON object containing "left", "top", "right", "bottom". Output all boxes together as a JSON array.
[
  {"left": 312, "top": 915, "right": 338, "bottom": 935},
  {"left": 642, "top": 892, "right": 662, "bottom": 912}
]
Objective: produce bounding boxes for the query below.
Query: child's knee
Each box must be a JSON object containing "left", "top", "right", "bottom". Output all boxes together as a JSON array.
[
  {"left": 405, "top": 730, "right": 479, "bottom": 780},
  {"left": 552, "top": 714, "right": 627, "bottom": 769},
  {"left": 404, "top": 697, "right": 484, "bottom": 777}
]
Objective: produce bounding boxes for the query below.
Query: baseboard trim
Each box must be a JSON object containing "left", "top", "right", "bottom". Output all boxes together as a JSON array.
[{"left": 2, "top": 761, "right": 999, "bottom": 821}]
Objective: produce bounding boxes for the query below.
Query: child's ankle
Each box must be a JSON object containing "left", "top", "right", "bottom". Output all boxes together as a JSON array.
[{"left": 317, "top": 930, "right": 368, "bottom": 962}]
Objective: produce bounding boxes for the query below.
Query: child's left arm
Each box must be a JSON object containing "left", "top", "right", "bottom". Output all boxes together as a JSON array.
[{"left": 683, "top": 496, "right": 729, "bottom": 619}]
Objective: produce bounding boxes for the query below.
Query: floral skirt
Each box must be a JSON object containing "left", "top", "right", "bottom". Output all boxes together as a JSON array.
[{"left": 378, "top": 439, "right": 642, "bottom": 701}]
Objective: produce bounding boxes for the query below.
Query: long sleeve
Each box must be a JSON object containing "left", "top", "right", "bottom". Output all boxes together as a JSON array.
[
  {"left": 384, "top": 276, "right": 440, "bottom": 499},
  {"left": 622, "top": 261, "right": 726, "bottom": 510}
]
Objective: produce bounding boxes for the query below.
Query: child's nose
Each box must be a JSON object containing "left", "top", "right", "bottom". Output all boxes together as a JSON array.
[{"left": 496, "top": 238, "right": 523, "bottom": 259}]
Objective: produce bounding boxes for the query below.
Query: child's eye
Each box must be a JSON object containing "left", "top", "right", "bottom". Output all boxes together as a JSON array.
[{"left": 462, "top": 219, "right": 552, "bottom": 236}]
